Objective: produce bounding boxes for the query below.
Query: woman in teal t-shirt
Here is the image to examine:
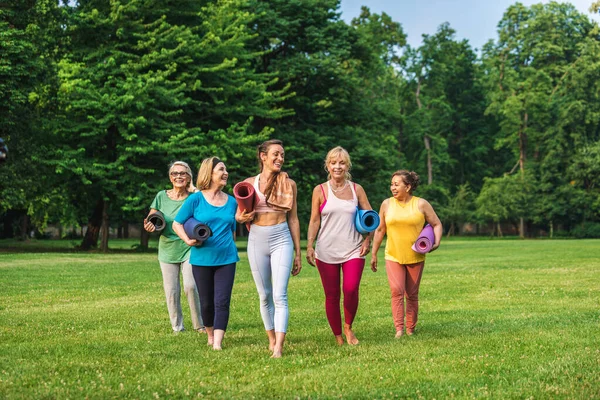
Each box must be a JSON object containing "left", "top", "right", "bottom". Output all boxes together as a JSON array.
[
  {"left": 144, "top": 161, "right": 204, "bottom": 333},
  {"left": 174, "top": 156, "right": 239, "bottom": 351}
]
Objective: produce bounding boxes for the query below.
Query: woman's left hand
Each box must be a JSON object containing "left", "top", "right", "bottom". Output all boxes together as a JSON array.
[
  {"left": 430, "top": 242, "right": 440, "bottom": 252},
  {"left": 292, "top": 254, "right": 302, "bottom": 276},
  {"left": 236, "top": 209, "right": 255, "bottom": 224},
  {"left": 359, "top": 240, "right": 371, "bottom": 257}
]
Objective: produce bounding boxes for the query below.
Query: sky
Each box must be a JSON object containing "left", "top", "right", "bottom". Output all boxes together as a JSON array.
[{"left": 338, "top": 0, "right": 600, "bottom": 52}]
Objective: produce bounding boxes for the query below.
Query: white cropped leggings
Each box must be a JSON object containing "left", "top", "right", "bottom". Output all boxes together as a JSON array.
[{"left": 247, "top": 222, "right": 294, "bottom": 333}]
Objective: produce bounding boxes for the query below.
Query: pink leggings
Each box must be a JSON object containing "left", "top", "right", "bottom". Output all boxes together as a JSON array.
[
  {"left": 385, "top": 260, "right": 425, "bottom": 333},
  {"left": 316, "top": 258, "right": 365, "bottom": 336}
]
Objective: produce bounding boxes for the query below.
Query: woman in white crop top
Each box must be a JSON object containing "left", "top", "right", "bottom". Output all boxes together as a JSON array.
[
  {"left": 306, "top": 146, "right": 374, "bottom": 346},
  {"left": 235, "top": 139, "right": 302, "bottom": 358}
]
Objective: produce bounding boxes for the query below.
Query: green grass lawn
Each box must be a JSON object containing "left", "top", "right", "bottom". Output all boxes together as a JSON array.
[{"left": 1, "top": 239, "right": 599, "bottom": 399}]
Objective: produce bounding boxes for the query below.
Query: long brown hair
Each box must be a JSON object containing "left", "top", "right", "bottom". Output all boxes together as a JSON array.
[{"left": 257, "top": 139, "right": 284, "bottom": 201}]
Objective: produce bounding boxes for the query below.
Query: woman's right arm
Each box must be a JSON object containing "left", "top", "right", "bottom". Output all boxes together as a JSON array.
[
  {"left": 143, "top": 208, "right": 158, "bottom": 232},
  {"left": 370, "top": 199, "right": 389, "bottom": 272},
  {"left": 173, "top": 195, "right": 200, "bottom": 247},
  {"left": 173, "top": 221, "right": 199, "bottom": 247},
  {"left": 306, "top": 185, "right": 323, "bottom": 267}
]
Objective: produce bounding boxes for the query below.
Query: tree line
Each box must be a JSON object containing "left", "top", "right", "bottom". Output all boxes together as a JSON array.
[{"left": 1, "top": 0, "right": 599, "bottom": 250}]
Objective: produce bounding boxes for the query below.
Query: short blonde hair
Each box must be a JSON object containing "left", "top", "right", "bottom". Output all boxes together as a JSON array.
[
  {"left": 324, "top": 146, "right": 352, "bottom": 181},
  {"left": 168, "top": 161, "right": 194, "bottom": 191},
  {"left": 196, "top": 157, "right": 222, "bottom": 190}
]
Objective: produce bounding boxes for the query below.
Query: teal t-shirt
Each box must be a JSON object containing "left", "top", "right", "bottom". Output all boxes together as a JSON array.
[
  {"left": 150, "top": 190, "right": 191, "bottom": 263},
  {"left": 174, "top": 192, "right": 239, "bottom": 267}
]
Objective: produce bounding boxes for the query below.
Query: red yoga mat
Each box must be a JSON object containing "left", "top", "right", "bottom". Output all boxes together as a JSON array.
[
  {"left": 233, "top": 181, "right": 257, "bottom": 212},
  {"left": 411, "top": 224, "right": 435, "bottom": 254},
  {"left": 233, "top": 181, "right": 257, "bottom": 230}
]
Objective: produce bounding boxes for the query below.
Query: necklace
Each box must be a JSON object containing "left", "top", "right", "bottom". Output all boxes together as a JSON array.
[{"left": 330, "top": 180, "right": 348, "bottom": 193}]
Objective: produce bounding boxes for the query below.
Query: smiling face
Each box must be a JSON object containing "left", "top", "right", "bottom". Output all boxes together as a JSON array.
[
  {"left": 169, "top": 165, "right": 191, "bottom": 190},
  {"left": 390, "top": 174, "right": 411, "bottom": 199},
  {"left": 211, "top": 162, "right": 228, "bottom": 188},
  {"left": 261, "top": 144, "right": 285, "bottom": 172},
  {"left": 327, "top": 155, "right": 349, "bottom": 181}
]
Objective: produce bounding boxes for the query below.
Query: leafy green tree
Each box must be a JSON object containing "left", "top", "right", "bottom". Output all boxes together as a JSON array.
[
  {"left": 243, "top": 1, "right": 405, "bottom": 222},
  {"left": 476, "top": 174, "right": 533, "bottom": 237},
  {"left": 442, "top": 183, "right": 475, "bottom": 237},
  {"left": 55, "top": 0, "right": 289, "bottom": 250},
  {"left": 0, "top": 0, "right": 66, "bottom": 237},
  {"left": 481, "top": 2, "right": 595, "bottom": 237}
]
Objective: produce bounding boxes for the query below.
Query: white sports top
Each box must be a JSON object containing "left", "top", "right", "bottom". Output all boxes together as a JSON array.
[
  {"left": 315, "top": 182, "right": 363, "bottom": 264},
  {"left": 253, "top": 174, "right": 283, "bottom": 213}
]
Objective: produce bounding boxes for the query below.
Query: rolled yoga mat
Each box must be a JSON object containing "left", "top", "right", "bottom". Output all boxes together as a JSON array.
[
  {"left": 354, "top": 208, "right": 380, "bottom": 234},
  {"left": 411, "top": 224, "right": 435, "bottom": 254},
  {"left": 233, "top": 181, "right": 257, "bottom": 212},
  {"left": 183, "top": 218, "right": 213, "bottom": 243},
  {"left": 233, "top": 181, "right": 257, "bottom": 231},
  {"left": 147, "top": 210, "right": 166, "bottom": 231}
]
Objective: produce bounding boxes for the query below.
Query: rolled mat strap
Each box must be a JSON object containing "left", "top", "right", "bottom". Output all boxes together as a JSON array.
[
  {"left": 411, "top": 224, "right": 434, "bottom": 254},
  {"left": 183, "top": 217, "right": 213, "bottom": 242},
  {"left": 354, "top": 208, "right": 380, "bottom": 235},
  {"left": 147, "top": 210, "right": 166, "bottom": 231}
]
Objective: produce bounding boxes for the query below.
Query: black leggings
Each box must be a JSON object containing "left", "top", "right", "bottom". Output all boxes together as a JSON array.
[{"left": 192, "top": 263, "right": 236, "bottom": 331}]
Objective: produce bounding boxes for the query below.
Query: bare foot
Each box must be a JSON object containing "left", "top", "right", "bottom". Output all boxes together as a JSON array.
[
  {"left": 271, "top": 346, "right": 283, "bottom": 358},
  {"left": 207, "top": 336, "right": 214, "bottom": 346},
  {"left": 344, "top": 324, "right": 359, "bottom": 345},
  {"left": 213, "top": 345, "right": 222, "bottom": 351},
  {"left": 335, "top": 335, "right": 344, "bottom": 346},
  {"left": 268, "top": 339, "right": 276, "bottom": 351},
  {"left": 395, "top": 330, "right": 404, "bottom": 339},
  {"left": 406, "top": 329, "right": 415, "bottom": 336}
]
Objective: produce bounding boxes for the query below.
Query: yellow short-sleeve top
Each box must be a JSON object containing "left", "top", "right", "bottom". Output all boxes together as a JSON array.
[{"left": 384, "top": 196, "right": 426, "bottom": 265}]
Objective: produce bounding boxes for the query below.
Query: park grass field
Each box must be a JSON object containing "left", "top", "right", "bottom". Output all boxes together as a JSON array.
[{"left": 0, "top": 239, "right": 599, "bottom": 399}]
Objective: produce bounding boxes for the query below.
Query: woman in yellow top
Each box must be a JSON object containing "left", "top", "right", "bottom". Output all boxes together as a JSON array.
[{"left": 370, "top": 170, "right": 442, "bottom": 338}]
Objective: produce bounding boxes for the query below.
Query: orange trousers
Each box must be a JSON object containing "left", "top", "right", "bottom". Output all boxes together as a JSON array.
[{"left": 385, "top": 260, "right": 425, "bottom": 333}]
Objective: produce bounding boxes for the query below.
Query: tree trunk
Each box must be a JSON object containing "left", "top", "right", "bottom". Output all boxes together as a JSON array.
[
  {"left": 20, "top": 214, "right": 29, "bottom": 240},
  {"left": 446, "top": 223, "right": 455, "bottom": 238},
  {"left": 100, "top": 201, "right": 109, "bottom": 252},
  {"left": 80, "top": 198, "right": 104, "bottom": 250},
  {"left": 140, "top": 228, "right": 149, "bottom": 250},
  {"left": 123, "top": 221, "right": 129, "bottom": 239},
  {"left": 415, "top": 79, "right": 433, "bottom": 185},
  {"left": 424, "top": 135, "right": 433, "bottom": 185},
  {"left": 518, "top": 113, "right": 527, "bottom": 239},
  {"left": 497, "top": 222, "right": 503, "bottom": 237},
  {"left": 549, "top": 221, "right": 553, "bottom": 239}
]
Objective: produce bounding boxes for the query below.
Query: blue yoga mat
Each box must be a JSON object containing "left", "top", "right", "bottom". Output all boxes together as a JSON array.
[
  {"left": 354, "top": 208, "right": 380, "bottom": 234},
  {"left": 183, "top": 218, "right": 212, "bottom": 243}
]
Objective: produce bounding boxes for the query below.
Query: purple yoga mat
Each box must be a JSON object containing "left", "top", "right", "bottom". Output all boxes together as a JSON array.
[{"left": 411, "top": 224, "right": 434, "bottom": 254}]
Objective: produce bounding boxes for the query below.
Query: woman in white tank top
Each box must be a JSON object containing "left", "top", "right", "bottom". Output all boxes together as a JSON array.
[{"left": 306, "top": 146, "right": 375, "bottom": 346}]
